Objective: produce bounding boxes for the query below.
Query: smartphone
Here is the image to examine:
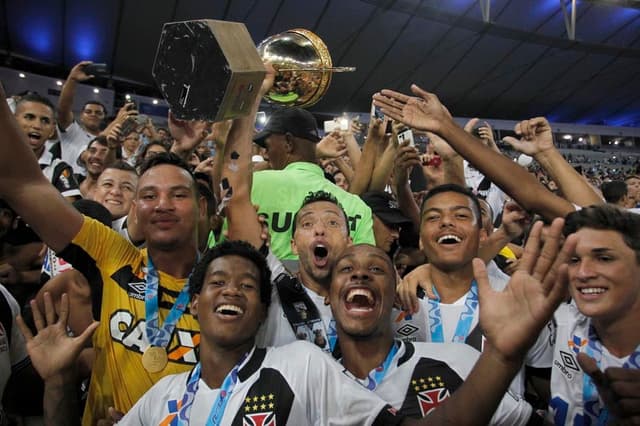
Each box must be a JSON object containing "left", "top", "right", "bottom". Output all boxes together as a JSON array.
[
  {"left": 397, "top": 128, "right": 415, "bottom": 147},
  {"left": 370, "top": 103, "right": 392, "bottom": 133},
  {"left": 324, "top": 120, "right": 338, "bottom": 133},
  {"left": 83, "top": 63, "right": 109, "bottom": 76}
]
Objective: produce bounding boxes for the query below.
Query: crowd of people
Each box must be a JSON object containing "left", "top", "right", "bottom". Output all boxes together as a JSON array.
[{"left": 0, "top": 60, "right": 638, "bottom": 426}]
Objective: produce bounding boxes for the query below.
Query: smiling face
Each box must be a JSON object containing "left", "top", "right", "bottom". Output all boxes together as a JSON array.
[
  {"left": 133, "top": 164, "right": 199, "bottom": 250},
  {"left": 80, "top": 103, "right": 105, "bottom": 132},
  {"left": 14, "top": 101, "right": 55, "bottom": 157},
  {"left": 568, "top": 227, "right": 640, "bottom": 325},
  {"left": 291, "top": 200, "right": 352, "bottom": 287},
  {"left": 420, "top": 191, "right": 483, "bottom": 272},
  {"left": 329, "top": 244, "right": 395, "bottom": 339},
  {"left": 92, "top": 168, "right": 138, "bottom": 219},
  {"left": 85, "top": 140, "right": 110, "bottom": 178},
  {"left": 190, "top": 255, "right": 266, "bottom": 349}
]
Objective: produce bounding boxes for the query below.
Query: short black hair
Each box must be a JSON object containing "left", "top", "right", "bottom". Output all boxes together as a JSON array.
[
  {"left": 82, "top": 101, "right": 107, "bottom": 115},
  {"left": 564, "top": 204, "right": 640, "bottom": 263},
  {"left": 600, "top": 181, "right": 627, "bottom": 204},
  {"left": 138, "top": 152, "right": 198, "bottom": 197},
  {"left": 105, "top": 160, "right": 138, "bottom": 175},
  {"left": 421, "top": 183, "right": 482, "bottom": 229},
  {"left": 16, "top": 93, "right": 55, "bottom": 115},
  {"left": 87, "top": 135, "right": 109, "bottom": 149},
  {"left": 292, "top": 190, "right": 349, "bottom": 235},
  {"left": 189, "top": 240, "right": 272, "bottom": 307}
]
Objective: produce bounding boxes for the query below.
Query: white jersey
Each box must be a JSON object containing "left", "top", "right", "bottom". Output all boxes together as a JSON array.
[
  {"left": 58, "top": 121, "right": 95, "bottom": 176},
  {"left": 464, "top": 160, "right": 506, "bottom": 222},
  {"left": 368, "top": 340, "right": 532, "bottom": 425},
  {"left": 548, "top": 303, "right": 635, "bottom": 425},
  {"left": 392, "top": 276, "right": 553, "bottom": 407},
  {"left": 38, "top": 149, "right": 81, "bottom": 199},
  {"left": 120, "top": 342, "right": 397, "bottom": 426},
  {"left": 255, "top": 252, "right": 336, "bottom": 352}
]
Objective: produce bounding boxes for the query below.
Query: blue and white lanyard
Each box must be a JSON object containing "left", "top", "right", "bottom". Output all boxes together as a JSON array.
[
  {"left": 177, "top": 352, "right": 250, "bottom": 425},
  {"left": 582, "top": 324, "right": 640, "bottom": 426},
  {"left": 427, "top": 281, "right": 479, "bottom": 343},
  {"left": 144, "top": 256, "right": 192, "bottom": 348},
  {"left": 343, "top": 341, "right": 400, "bottom": 391}
]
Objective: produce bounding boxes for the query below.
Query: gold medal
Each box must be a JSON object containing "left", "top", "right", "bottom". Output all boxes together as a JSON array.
[{"left": 142, "top": 346, "right": 168, "bottom": 373}]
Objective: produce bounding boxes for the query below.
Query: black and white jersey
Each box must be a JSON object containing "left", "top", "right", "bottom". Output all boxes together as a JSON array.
[
  {"left": 548, "top": 303, "right": 635, "bottom": 425},
  {"left": 38, "top": 149, "right": 81, "bottom": 199},
  {"left": 391, "top": 277, "right": 553, "bottom": 408},
  {"left": 255, "top": 252, "right": 336, "bottom": 352},
  {"left": 368, "top": 340, "right": 532, "bottom": 425},
  {"left": 121, "top": 342, "right": 400, "bottom": 426}
]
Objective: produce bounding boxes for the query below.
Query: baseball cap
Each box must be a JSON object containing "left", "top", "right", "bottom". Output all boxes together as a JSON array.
[
  {"left": 360, "top": 191, "right": 411, "bottom": 227},
  {"left": 253, "top": 108, "right": 320, "bottom": 147}
]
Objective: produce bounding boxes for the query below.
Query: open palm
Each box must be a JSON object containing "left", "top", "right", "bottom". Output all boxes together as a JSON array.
[{"left": 475, "top": 219, "right": 574, "bottom": 362}]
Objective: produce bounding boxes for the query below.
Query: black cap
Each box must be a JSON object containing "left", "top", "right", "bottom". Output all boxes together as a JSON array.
[
  {"left": 254, "top": 108, "right": 320, "bottom": 147},
  {"left": 360, "top": 191, "right": 411, "bottom": 226}
]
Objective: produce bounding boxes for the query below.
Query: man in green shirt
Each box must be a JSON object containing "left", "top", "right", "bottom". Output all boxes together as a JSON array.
[{"left": 252, "top": 108, "right": 375, "bottom": 262}]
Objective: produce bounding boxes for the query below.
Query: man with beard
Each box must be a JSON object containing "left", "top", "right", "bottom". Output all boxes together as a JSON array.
[{"left": 221, "top": 66, "right": 355, "bottom": 352}]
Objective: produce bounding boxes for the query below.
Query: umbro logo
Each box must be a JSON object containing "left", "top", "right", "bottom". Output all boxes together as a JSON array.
[
  {"left": 128, "top": 281, "right": 146, "bottom": 300},
  {"left": 397, "top": 324, "right": 419, "bottom": 337},
  {"left": 560, "top": 350, "right": 580, "bottom": 372}
]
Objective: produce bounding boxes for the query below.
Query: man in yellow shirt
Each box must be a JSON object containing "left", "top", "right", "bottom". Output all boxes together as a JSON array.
[{"left": 0, "top": 83, "right": 208, "bottom": 424}]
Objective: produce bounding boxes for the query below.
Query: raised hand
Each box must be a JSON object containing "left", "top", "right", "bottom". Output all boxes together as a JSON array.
[
  {"left": 502, "top": 117, "right": 555, "bottom": 157},
  {"left": 373, "top": 84, "right": 452, "bottom": 134},
  {"left": 168, "top": 111, "right": 209, "bottom": 157},
  {"left": 68, "top": 61, "right": 95, "bottom": 82},
  {"left": 316, "top": 131, "right": 348, "bottom": 159},
  {"left": 396, "top": 263, "right": 438, "bottom": 314},
  {"left": 16, "top": 292, "right": 98, "bottom": 380},
  {"left": 474, "top": 218, "right": 574, "bottom": 363},
  {"left": 499, "top": 200, "right": 531, "bottom": 240}
]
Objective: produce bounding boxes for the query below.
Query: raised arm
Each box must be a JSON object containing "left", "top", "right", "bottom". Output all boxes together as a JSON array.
[
  {"left": 503, "top": 117, "right": 603, "bottom": 207},
  {"left": 374, "top": 85, "right": 575, "bottom": 221},
  {"left": 0, "top": 84, "right": 82, "bottom": 252},
  {"left": 349, "top": 118, "right": 387, "bottom": 195},
  {"left": 57, "top": 61, "right": 93, "bottom": 130},
  {"left": 223, "top": 64, "right": 272, "bottom": 248}
]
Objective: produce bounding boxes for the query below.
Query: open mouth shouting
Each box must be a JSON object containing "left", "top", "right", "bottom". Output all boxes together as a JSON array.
[
  {"left": 437, "top": 234, "right": 462, "bottom": 245},
  {"left": 344, "top": 287, "right": 376, "bottom": 313},
  {"left": 312, "top": 243, "right": 330, "bottom": 268},
  {"left": 215, "top": 303, "right": 245, "bottom": 319}
]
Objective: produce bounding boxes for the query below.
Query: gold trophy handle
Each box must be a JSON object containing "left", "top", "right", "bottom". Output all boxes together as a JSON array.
[{"left": 275, "top": 67, "right": 356, "bottom": 73}]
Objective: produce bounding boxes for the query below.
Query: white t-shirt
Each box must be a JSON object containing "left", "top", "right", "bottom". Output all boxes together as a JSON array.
[
  {"left": 392, "top": 275, "right": 553, "bottom": 408},
  {"left": 119, "top": 342, "right": 396, "bottom": 425},
  {"left": 547, "top": 302, "right": 635, "bottom": 425},
  {"left": 58, "top": 121, "right": 95, "bottom": 176},
  {"left": 370, "top": 340, "right": 532, "bottom": 425}
]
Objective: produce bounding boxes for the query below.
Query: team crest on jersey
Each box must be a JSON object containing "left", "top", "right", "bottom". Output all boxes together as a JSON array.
[
  {"left": 412, "top": 376, "right": 451, "bottom": 416},
  {"left": 568, "top": 335, "right": 587, "bottom": 355},
  {"left": 243, "top": 394, "right": 276, "bottom": 426}
]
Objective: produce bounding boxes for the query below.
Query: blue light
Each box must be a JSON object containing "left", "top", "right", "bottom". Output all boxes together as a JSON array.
[
  {"left": 30, "top": 28, "right": 52, "bottom": 55},
  {"left": 74, "top": 34, "right": 97, "bottom": 59}
]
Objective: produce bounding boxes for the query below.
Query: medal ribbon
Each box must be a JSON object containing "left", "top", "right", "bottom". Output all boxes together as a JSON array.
[
  {"left": 144, "top": 256, "right": 192, "bottom": 348},
  {"left": 427, "top": 281, "right": 479, "bottom": 343},
  {"left": 342, "top": 341, "right": 400, "bottom": 391},
  {"left": 178, "top": 351, "right": 250, "bottom": 425},
  {"left": 582, "top": 323, "right": 640, "bottom": 426}
]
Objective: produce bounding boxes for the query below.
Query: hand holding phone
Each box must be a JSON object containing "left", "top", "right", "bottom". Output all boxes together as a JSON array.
[{"left": 83, "top": 63, "right": 109, "bottom": 77}]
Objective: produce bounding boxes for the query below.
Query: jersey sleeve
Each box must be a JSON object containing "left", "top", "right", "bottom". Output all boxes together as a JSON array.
[
  {"left": 70, "top": 216, "right": 141, "bottom": 271},
  {"left": 525, "top": 321, "right": 555, "bottom": 368}
]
